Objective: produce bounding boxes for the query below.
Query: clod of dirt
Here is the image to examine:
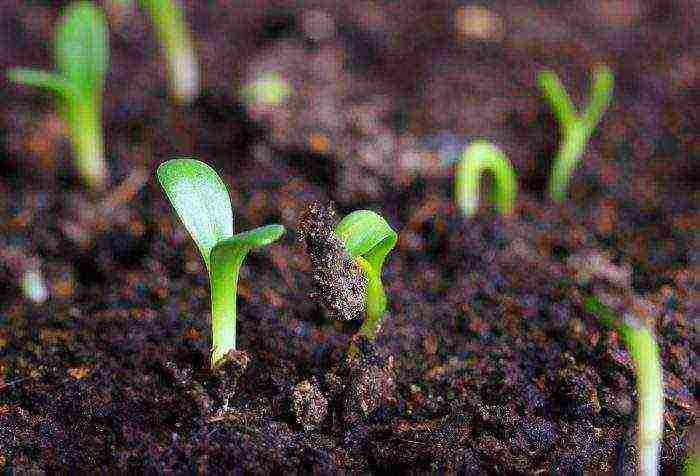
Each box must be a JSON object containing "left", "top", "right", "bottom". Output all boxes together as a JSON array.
[
  {"left": 342, "top": 337, "right": 396, "bottom": 426},
  {"left": 291, "top": 379, "right": 328, "bottom": 431},
  {"left": 162, "top": 360, "right": 213, "bottom": 415},
  {"left": 297, "top": 201, "right": 366, "bottom": 321},
  {"left": 212, "top": 349, "right": 252, "bottom": 405}
]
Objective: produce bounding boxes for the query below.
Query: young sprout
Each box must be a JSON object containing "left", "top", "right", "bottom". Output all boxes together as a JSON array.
[
  {"left": 241, "top": 71, "right": 293, "bottom": 108},
  {"left": 7, "top": 2, "right": 110, "bottom": 190},
  {"left": 538, "top": 64, "right": 614, "bottom": 202},
  {"left": 455, "top": 140, "right": 518, "bottom": 217},
  {"left": 298, "top": 205, "right": 397, "bottom": 351},
  {"left": 584, "top": 296, "right": 664, "bottom": 476},
  {"left": 335, "top": 210, "right": 398, "bottom": 343},
  {"left": 157, "top": 159, "right": 284, "bottom": 368},
  {"left": 139, "top": 0, "right": 199, "bottom": 104}
]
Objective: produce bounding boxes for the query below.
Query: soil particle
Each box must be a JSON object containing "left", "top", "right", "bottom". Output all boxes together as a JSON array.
[
  {"left": 297, "top": 201, "right": 365, "bottom": 321},
  {"left": 290, "top": 378, "right": 328, "bottom": 431},
  {"left": 211, "top": 349, "right": 252, "bottom": 407},
  {"left": 342, "top": 337, "right": 396, "bottom": 427}
]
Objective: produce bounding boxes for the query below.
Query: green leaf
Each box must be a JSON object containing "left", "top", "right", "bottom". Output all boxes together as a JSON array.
[
  {"left": 334, "top": 210, "right": 398, "bottom": 273},
  {"left": 6, "top": 68, "right": 73, "bottom": 96},
  {"left": 537, "top": 69, "right": 577, "bottom": 127},
  {"left": 157, "top": 158, "right": 234, "bottom": 270},
  {"left": 55, "top": 2, "right": 109, "bottom": 96},
  {"left": 212, "top": 225, "right": 286, "bottom": 257}
]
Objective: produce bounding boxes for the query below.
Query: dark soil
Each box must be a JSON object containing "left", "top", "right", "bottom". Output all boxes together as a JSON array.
[{"left": 0, "top": 1, "right": 697, "bottom": 473}]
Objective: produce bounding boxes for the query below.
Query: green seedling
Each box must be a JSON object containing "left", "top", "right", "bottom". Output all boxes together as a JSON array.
[
  {"left": 335, "top": 210, "right": 397, "bottom": 343},
  {"left": 241, "top": 71, "right": 293, "bottom": 108},
  {"left": 157, "top": 158, "right": 284, "bottom": 368},
  {"left": 584, "top": 296, "right": 664, "bottom": 476},
  {"left": 455, "top": 140, "right": 517, "bottom": 217},
  {"left": 139, "top": 0, "right": 199, "bottom": 104},
  {"left": 538, "top": 64, "right": 614, "bottom": 202},
  {"left": 7, "top": 2, "right": 110, "bottom": 190}
]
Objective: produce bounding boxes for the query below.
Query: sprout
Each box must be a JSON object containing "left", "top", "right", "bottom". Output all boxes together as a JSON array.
[
  {"left": 139, "top": 0, "right": 199, "bottom": 104},
  {"left": 7, "top": 2, "right": 110, "bottom": 190},
  {"left": 538, "top": 65, "right": 614, "bottom": 202},
  {"left": 298, "top": 205, "right": 397, "bottom": 352},
  {"left": 454, "top": 140, "right": 517, "bottom": 217},
  {"left": 335, "top": 210, "right": 397, "bottom": 342},
  {"left": 157, "top": 159, "right": 285, "bottom": 368},
  {"left": 241, "top": 71, "right": 293, "bottom": 108},
  {"left": 584, "top": 296, "right": 663, "bottom": 476}
]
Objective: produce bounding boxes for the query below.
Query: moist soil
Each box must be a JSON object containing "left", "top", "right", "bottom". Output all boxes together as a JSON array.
[{"left": 0, "top": 1, "right": 697, "bottom": 473}]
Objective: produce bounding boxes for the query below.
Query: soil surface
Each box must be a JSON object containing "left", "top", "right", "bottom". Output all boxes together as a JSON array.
[{"left": 0, "top": 1, "right": 697, "bottom": 473}]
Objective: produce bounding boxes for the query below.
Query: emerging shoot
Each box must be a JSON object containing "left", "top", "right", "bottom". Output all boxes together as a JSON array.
[
  {"left": 7, "top": 2, "right": 110, "bottom": 190},
  {"left": 157, "top": 158, "right": 284, "bottom": 368},
  {"left": 584, "top": 296, "right": 664, "bottom": 476},
  {"left": 139, "top": 0, "right": 200, "bottom": 104},
  {"left": 455, "top": 140, "right": 517, "bottom": 217},
  {"left": 298, "top": 205, "right": 398, "bottom": 349},
  {"left": 538, "top": 65, "right": 614, "bottom": 202}
]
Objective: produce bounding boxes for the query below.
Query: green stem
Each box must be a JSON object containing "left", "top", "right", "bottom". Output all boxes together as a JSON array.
[
  {"left": 356, "top": 256, "right": 386, "bottom": 340},
  {"left": 209, "top": 250, "right": 244, "bottom": 368},
  {"left": 547, "top": 123, "right": 588, "bottom": 203},
  {"left": 624, "top": 317, "right": 664, "bottom": 476},
  {"left": 139, "top": 0, "right": 199, "bottom": 103},
  {"left": 584, "top": 296, "right": 663, "bottom": 476},
  {"left": 66, "top": 94, "right": 107, "bottom": 190}
]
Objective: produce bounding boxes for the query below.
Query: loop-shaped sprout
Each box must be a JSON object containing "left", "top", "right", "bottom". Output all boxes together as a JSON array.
[{"left": 455, "top": 140, "right": 517, "bottom": 217}]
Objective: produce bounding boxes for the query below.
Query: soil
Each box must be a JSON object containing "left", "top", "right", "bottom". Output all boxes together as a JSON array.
[{"left": 0, "top": 1, "right": 697, "bottom": 473}]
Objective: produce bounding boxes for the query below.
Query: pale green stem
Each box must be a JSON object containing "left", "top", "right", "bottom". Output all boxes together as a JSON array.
[
  {"left": 624, "top": 316, "right": 664, "bottom": 476},
  {"left": 548, "top": 124, "right": 589, "bottom": 202},
  {"left": 209, "top": 252, "right": 244, "bottom": 368},
  {"left": 66, "top": 94, "right": 107, "bottom": 190},
  {"left": 139, "top": 0, "right": 199, "bottom": 103}
]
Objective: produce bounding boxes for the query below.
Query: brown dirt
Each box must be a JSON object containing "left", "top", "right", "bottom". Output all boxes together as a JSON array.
[{"left": 0, "top": 1, "right": 696, "bottom": 473}]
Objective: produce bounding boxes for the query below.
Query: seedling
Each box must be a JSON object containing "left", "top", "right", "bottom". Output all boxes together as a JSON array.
[
  {"left": 7, "top": 2, "right": 110, "bottom": 190},
  {"left": 157, "top": 158, "right": 284, "bottom": 368},
  {"left": 139, "top": 0, "right": 199, "bottom": 104},
  {"left": 538, "top": 65, "right": 614, "bottom": 202},
  {"left": 584, "top": 296, "right": 663, "bottom": 476},
  {"left": 455, "top": 140, "right": 517, "bottom": 217},
  {"left": 335, "top": 210, "right": 397, "bottom": 342},
  {"left": 241, "top": 71, "right": 293, "bottom": 108}
]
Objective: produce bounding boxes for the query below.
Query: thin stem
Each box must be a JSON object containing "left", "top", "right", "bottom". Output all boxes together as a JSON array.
[
  {"left": 66, "top": 94, "right": 108, "bottom": 190},
  {"left": 355, "top": 256, "right": 386, "bottom": 340},
  {"left": 209, "top": 249, "right": 245, "bottom": 368},
  {"left": 547, "top": 124, "right": 588, "bottom": 202},
  {"left": 584, "top": 296, "right": 664, "bottom": 476},
  {"left": 139, "top": 0, "right": 199, "bottom": 103},
  {"left": 455, "top": 140, "right": 517, "bottom": 217}
]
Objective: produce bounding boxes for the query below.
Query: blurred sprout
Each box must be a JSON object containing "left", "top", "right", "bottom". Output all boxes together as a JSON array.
[
  {"left": 7, "top": 2, "right": 110, "bottom": 190},
  {"left": 139, "top": 0, "right": 199, "bottom": 104},
  {"left": 538, "top": 65, "right": 614, "bottom": 202},
  {"left": 241, "top": 72, "right": 292, "bottom": 108},
  {"left": 455, "top": 140, "right": 518, "bottom": 217}
]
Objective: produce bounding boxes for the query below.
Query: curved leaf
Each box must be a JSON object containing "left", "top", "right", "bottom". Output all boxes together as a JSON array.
[
  {"left": 6, "top": 69, "right": 73, "bottom": 96},
  {"left": 334, "top": 210, "right": 397, "bottom": 273},
  {"left": 157, "top": 158, "right": 234, "bottom": 270}
]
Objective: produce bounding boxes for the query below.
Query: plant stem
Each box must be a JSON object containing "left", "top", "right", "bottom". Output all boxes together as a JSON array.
[
  {"left": 67, "top": 94, "right": 107, "bottom": 191},
  {"left": 623, "top": 316, "right": 664, "bottom": 476},
  {"left": 355, "top": 256, "right": 386, "bottom": 340},
  {"left": 584, "top": 296, "right": 664, "bottom": 476},
  {"left": 139, "top": 0, "right": 199, "bottom": 104},
  {"left": 209, "top": 251, "right": 244, "bottom": 368},
  {"left": 548, "top": 124, "right": 588, "bottom": 202}
]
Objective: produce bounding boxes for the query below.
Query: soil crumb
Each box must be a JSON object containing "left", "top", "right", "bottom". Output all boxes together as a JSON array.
[{"left": 297, "top": 201, "right": 366, "bottom": 321}]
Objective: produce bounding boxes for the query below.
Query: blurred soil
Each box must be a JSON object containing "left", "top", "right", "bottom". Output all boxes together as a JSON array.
[{"left": 0, "top": 0, "right": 697, "bottom": 472}]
